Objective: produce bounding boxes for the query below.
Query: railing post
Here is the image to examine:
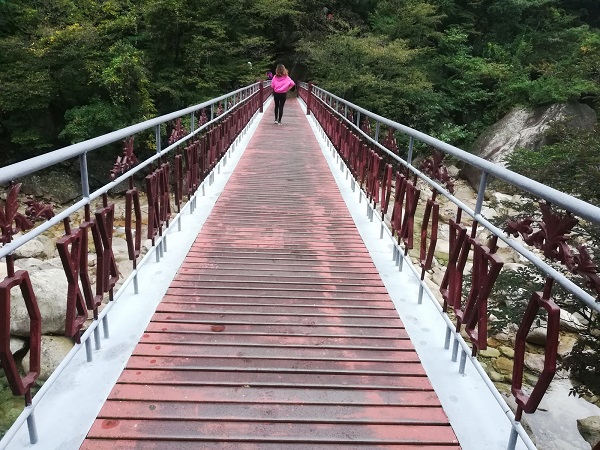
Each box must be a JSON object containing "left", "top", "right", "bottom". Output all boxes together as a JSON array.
[
  {"left": 259, "top": 81, "right": 264, "bottom": 113},
  {"left": 306, "top": 83, "right": 312, "bottom": 115}
]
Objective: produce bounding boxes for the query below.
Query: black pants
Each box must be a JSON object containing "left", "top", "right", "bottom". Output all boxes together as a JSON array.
[{"left": 273, "top": 92, "right": 287, "bottom": 122}]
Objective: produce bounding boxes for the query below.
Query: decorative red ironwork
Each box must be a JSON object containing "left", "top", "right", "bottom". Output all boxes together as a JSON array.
[
  {"left": 125, "top": 188, "right": 142, "bottom": 263},
  {"left": 56, "top": 219, "right": 87, "bottom": 342},
  {"left": 390, "top": 173, "right": 421, "bottom": 250},
  {"left": 198, "top": 109, "right": 209, "bottom": 127},
  {"left": 0, "top": 184, "right": 35, "bottom": 244},
  {"left": 505, "top": 202, "right": 577, "bottom": 266},
  {"left": 111, "top": 137, "right": 138, "bottom": 180},
  {"left": 381, "top": 164, "right": 393, "bottom": 216},
  {"left": 440, "top": 209, "right": 468, "bottom": 312},
  {"left": 420, "top": 150, "right": 454, "bottom": 194},
  {"left": 572, "top": 245, "right": 600, "bottom": 298},
  {"left": 461, "top": 236, "right": 503, "bottom": 353},
  {"left": 420, "top": 191, "right": 439, "bottom": 272},
  {"left": 79, "top": 206, "right": 102, "bottom": 318},
  {"left": 0, "top": 269, "right": 41, "bottom": 396},
  {"left": 185, "top": 139, "right": 200, "bottom": 196},
  {"left": 168, "top": 118, "right": 188, "bottom": 146},
  {"left": 360, "top": 116, "right": 372, "bottom": 136},
  {"left": 439, "top": 213, "right": 504, "bottom": 353},
  {"left": 366, "top": 150, "right": 382, "bottom": 205},
  {"left": 145, "top": 163, "right": 171, "bottom": 244},
  {"left": 506, "top": 202, "right": 600, "bottom": 298},
  {"left": 174, "top": 154, "right": 184, "bottom": 213},
  {"left": 512, "top": 279, "right": 560, "bottom": 419},
  {"left": 382, "top": 128, "right": 398, "bottom": 154},
  {"left": 95, "top": 196, "right": 119, "bottom": 300},
  {"left": 24, "top": 198, "right": 55, "bottom": 222}
]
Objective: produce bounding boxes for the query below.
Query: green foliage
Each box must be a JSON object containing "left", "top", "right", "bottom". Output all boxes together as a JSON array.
[
  {"left": 302, "top": 31, "right": 432, "bottom": 127},
  {"left": 506, "top": 124, "right": 600, "bottom": 204},
  {"left": 0, "top": 0, "right": 599, "bottom": 160}
]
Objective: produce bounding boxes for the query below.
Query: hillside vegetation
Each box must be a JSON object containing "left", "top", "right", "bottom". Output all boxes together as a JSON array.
[{"left": 1, "top": 0, "right": 599, "bottom": 171}]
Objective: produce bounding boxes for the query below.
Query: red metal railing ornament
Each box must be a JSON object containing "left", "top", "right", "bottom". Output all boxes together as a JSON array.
[
  {"left": 56, "top": 219, "right": 88, "bottom": 342},
  {"left": 506, "top": 202, "right": 600, "bottom": 298},
  {"left": 79, "top": 205, "right": 102, "bottom": 318},
  {"left": 420, "top": 150, "right": 455, "bottom": 194},
  {"left": 382, "top": 127, "right": 398, "bottom": 155},
  {"left": 111, "top": 136, "right": 138, "bottom": 180},
  {"left": 95, "top": 196, "right": 119, "bottom": 300},
  {"left": 198, "top": 109, "right": 209, "bottom": 128},
  {"left": 0, "top": 269, "right": 41, "bottom": 397},
  {"left": 420, "top": 191, "right": 440, "bottom": 272},
  {"left": 168, "top": 118, "right": 188, "bottom": 146},
  {"left": 0, "top": 183, "right": 35, "bottom": 244},
  {"left": 0, "top": 183, "right": 54, "bottom": 402},
  {"left": 512, "top": 279, "right": 560, "bottom": 419}
]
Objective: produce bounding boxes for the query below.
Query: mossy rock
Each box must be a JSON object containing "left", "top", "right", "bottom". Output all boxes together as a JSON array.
[{"left": 0, "top": 384, "right": 23, "bottom": 438}]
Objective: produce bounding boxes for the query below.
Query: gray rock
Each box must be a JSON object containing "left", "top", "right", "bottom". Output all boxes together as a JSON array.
[
  {"left": 489, "top": 370, "right": 505, "bottom": 383},
  {"left": 10, "top": 269, "right": 69, "bottom": 337},
  {"left": 499, "top": 346, "right": 515, "bottom": 358},
  {"left": 479, "top": 348, "right": 501, "bottom": 358},
  {"left": 14, "top": 239, "right": 44, "bottom": 259},
  {"left": 15, "top": 258, "right": 51, "bottom": 272},
  {"left": 524, "top": 353, "right": 546, "bottom": 374},
  {"left": 526, "top": 327, "right": 548, "bottom": 345},
  {"left": 113, "top": 237, "right": 131, "bottom": 263},
  {"left": 35, "top": 234, "right": 57, "bottom": 259},
  {"left": 577, "top": 416, "right": 600, "bottom": 448},
  {"left": 20, "top": 169, "right": 81, "bottom": 205},
  {"left": 557, "top": 334, "right": 578, "bottom": 358},
  {"left": 22, "top": 335, "right": 74, "bottom": 382},
  {"left": 462, "top": 102, "right": 597, "bottom": 190},
  {"left": 10, "top": 337, "right": 27, "bottom": 356},
  {"left": 560, "top": 309, "right": 586, "bottom": 332},
  {"left": 0, "top": 263, "right": 24, "bottom": 279}
]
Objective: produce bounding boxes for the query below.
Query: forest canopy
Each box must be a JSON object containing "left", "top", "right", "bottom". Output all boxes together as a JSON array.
[{"left": 0, "top": 0, "right": 599, "bottom": 163}]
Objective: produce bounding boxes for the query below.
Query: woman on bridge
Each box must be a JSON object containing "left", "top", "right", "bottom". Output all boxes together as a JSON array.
[{"left": 271, "top": 64, "right": 295, "bottom": 125}]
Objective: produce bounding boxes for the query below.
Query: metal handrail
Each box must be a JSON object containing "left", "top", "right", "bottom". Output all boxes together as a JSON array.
[
  {"left": 0, "top": 83, "right": 260, "bottom": 184},
  {"left": 304, "top": 83, "right": 600, "bottom": 223}
]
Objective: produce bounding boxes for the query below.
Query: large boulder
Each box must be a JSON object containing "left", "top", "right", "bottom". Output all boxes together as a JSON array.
[
  {"left": 462, "top": 102, "right": 597, "bottom": 190},
  {"left": 10, "top": 268, "right": 69, "bottom": 337},
  {"left": 20, "top": 168, "right": 81, "bottom": 205},
  {"left": 22, "top": 335, "right": 74, "bottom": 382},
  {"left": 577, "top": 416, "right": 600, "bottom": 449}
]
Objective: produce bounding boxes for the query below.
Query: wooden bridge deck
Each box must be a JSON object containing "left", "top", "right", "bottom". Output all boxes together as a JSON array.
[{"left": 80, "top": 100, "right": 460, "bottom": 449}]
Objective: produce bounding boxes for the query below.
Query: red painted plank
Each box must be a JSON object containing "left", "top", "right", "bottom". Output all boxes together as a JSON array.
[
  {"left": 117, "top": 369, "right": 432, "bottom": 390},
  {"left": 82, "top": 441, "right": 460, "bottom": 450},
  {"left": 126, "top": 356, "right": 425, "bottom": 375},
  {"left": 144, "top": 322, "right": 408, "bottom": 338},
  {"left": 107, "top": 384, "right": 443, "bottom": 406},
  {"left": 139, "top": 331, "right": 407, "bottom": 347},
  {"left": 86, "top": 420, "right": 458, "bottom": 445},
  {"left": 97, "top": 401, "right": 449, "bottom": 424}
]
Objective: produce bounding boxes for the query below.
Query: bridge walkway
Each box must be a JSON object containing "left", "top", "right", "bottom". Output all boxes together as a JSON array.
[{"left": 80, "top": 99, "right": 460, "bottom": 449}]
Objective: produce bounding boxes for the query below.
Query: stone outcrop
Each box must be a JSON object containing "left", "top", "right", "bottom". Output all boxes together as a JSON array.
[
  {"left": 461, "top": 102, "right": 597, "bottom": 190},
  {"left": 577, "top": 415, "right": 600, "bottom": 448},
  {"left": 10, "top": 268, "right": 69, "bottom": 336},
  {"left": 22, "top": 335, "right": 74, "bottom": 382}
]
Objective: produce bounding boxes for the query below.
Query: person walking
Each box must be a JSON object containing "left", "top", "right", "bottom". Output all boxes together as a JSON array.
[{"left": 271, "top": 64, "right": 295, "bottom": 125}]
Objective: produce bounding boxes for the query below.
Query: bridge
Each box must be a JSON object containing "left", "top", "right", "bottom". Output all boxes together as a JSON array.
[{"left": 0, "top": 82, "right": 599, "bottom": 449}]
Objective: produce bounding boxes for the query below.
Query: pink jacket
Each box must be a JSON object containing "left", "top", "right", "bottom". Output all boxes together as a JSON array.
[{"left": 271, "top": 75, "right": 295, "bottom": 93}]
